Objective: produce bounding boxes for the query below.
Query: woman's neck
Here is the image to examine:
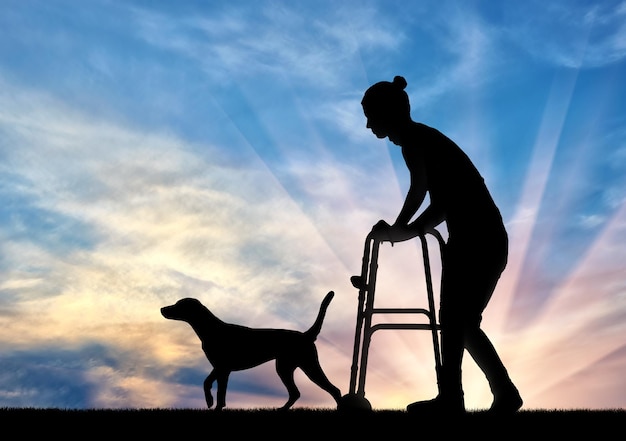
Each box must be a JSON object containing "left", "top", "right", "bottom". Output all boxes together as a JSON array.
[{"left": 388, "top": 119, "right": 414, "bottom": 145}]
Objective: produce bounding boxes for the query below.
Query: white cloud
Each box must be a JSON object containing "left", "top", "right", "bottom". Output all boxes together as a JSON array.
[
  {"left": 129, "top": 2, "right": 400, "bottom": 89},
  {"left": 577, "top": 213, "right": 606, "bottom": 229},
  {"left": 2, "top": 1, "right": 625, "bottom": 411},
  {"left": 500, "top": 1, "right": 626, "bottom": 68},
  {"left": 382, "top": 4, "right": 503, "bottom": 111},
  {"left": 0, "top": 72, "right": 456, "bottom": 408}
]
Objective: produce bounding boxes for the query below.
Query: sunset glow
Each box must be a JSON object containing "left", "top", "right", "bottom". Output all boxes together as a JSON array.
[{"left": 1, "top": 1, "right": 625, "bottom": 410}]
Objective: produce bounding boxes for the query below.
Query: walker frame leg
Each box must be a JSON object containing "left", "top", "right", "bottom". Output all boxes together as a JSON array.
[{"left": 341, "top": 230, "right": 445, "bottom": 411}]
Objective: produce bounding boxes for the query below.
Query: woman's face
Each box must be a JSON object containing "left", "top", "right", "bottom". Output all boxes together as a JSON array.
[
  {"left": 363, "top": 106, "right": 391, "bottom": 139},
  {"left": 366, "top": 118, "right": 388, "bottom": 139},
  {"left": 363, "top": 105, "right": 407, "bottom": 145}
]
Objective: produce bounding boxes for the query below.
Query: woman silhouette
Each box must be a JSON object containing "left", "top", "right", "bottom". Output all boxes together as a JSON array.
[{"left": 362, "top": 76, "right": 522, "bottom": 414}]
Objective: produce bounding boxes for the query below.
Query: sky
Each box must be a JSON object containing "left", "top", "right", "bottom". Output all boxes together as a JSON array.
[{"left": 0, "top": 0, "right": 625, "bottom": 411}]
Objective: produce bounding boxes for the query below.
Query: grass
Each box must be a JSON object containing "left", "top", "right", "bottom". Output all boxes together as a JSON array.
[{"left": 2, "top": 407, "right": 625, "bottom": 438}]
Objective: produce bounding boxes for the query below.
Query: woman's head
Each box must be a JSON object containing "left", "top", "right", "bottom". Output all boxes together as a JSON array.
[
  {"left": 362, "top": 76, "right": 410, "bottom": 118},
  {"left": 362, "top": 76, "right": 411, "bottom": 141}
]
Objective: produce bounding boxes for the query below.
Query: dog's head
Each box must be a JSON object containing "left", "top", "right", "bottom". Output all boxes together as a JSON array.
[{"left": 161, "top": 298, "right": 206, "bottom": 322}]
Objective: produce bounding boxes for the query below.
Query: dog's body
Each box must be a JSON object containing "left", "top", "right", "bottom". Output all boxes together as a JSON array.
[{"left": 161, "top": 291, "right": 341, "bottom": 410}]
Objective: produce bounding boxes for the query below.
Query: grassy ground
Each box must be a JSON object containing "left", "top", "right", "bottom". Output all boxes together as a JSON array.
[{"left": 3, "top": 407, "right": 624, "bottom": 438}]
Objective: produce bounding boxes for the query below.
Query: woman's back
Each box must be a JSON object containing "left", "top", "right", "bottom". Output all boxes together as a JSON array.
[{"left": 402, "top": 122, "right": 504, "bottom": 238}]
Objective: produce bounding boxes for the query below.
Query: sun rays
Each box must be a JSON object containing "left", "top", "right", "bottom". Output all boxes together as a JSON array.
[{"left": 1, "top": 1, "right": 625, "bottom": 411}]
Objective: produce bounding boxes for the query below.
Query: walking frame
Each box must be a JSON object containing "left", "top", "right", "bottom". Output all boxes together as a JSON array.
[{"left": 341, "top": 229, "right": 446, "bottom": 411}]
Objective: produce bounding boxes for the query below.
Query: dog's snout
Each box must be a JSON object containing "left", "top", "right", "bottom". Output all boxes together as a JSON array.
[{"left": 161, "top": 305, "right": 174, "bottom": 319}]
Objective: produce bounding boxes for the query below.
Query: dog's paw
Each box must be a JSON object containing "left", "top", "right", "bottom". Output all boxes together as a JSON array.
[{"left": 205, "top": 394, "right": 214, "bottom": 409}]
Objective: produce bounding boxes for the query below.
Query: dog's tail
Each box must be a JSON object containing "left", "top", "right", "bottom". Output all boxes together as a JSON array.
[{"left": 304, "top": 291, "right": 334, "bottom": 340}]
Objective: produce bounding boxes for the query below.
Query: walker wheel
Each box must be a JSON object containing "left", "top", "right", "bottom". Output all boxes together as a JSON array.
[{"left": 338, "top": 393, "right": 372, "bottom": 412}]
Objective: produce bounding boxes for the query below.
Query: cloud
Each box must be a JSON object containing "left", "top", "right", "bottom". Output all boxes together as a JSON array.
[
  {"left": 0, "top": 70, "right": 456, "bottom": 409},
  {"left": 498, "top": 0, "right": 626, "bottom": 68},
  {"left": 0, "top": 347, "right": 100, "bottom": 408},
  {"left": 2, "top": 1, "right": 625, "bottom": 411},
  {"left": 130, "top": 2, "right": 400, "bottom": 89},
  {"left": 406, "top": 8, "right": 498, "bottom": 108},
  {"left": 0, "top": 75, "right": 387, "bottom": 407}
]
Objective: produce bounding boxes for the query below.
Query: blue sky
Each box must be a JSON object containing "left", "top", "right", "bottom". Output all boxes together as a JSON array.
[{"left": 0, "top": 0, "right": 625, "bottom": 410}]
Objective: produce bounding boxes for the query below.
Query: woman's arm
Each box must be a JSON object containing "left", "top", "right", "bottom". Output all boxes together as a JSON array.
[
  {"left": 395, "top": 146, "right": 428, "bottom": 226},
  {"left": 395, "top": 181, "right": 427, "bottom": 226},
  {"left": 371, "top": 146, "right": 431, "bottom": 243},
  {"left": 407, "top": 204, "right": 446, "bottom": 235}
]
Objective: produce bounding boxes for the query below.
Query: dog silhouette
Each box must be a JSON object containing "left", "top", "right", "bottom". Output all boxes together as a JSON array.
[{"left": 161, "top": 291, "right": 341, "bottom": 410}]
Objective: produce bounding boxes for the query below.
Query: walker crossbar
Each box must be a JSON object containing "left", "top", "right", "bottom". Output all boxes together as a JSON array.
[{"left": 346, "top": 229, "right": 445, "bottom": 408}]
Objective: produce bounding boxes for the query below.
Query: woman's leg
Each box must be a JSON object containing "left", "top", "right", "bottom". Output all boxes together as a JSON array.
[
  {"left": 465, "top": 327, "right": 522, "bottom": 413},
  {"left": 458, "top": 232, "right": 522, "bottom": 413}
]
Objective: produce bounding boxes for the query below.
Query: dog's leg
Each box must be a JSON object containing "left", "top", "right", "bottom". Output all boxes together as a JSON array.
[
  {"left": 203, "top": 371, "right": 217, "bottom": 409},
  {"left": 300, "top": 350, "right": 342, "bottom": 406},
  {"left": 302, "top": 366, "right": 342, "bottom": 406},
  {"left": 276, "top": 360, "right": 300, "bottom": 410},
  {"left": 215, "top": 371, "right": 230, "bottom": 411}
]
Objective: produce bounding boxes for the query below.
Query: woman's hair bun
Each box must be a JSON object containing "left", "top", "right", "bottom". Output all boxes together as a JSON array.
[{"left": 392, "top": 75, "right": 407, "bottom": 90}]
